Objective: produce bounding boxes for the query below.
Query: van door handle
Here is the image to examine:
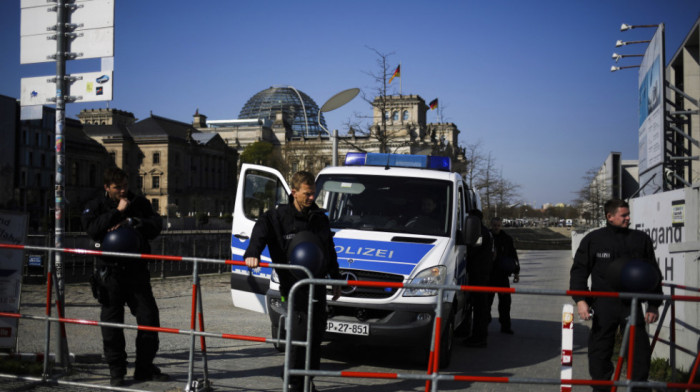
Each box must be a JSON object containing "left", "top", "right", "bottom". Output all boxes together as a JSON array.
[{"left": 234, "top": 233, "right": 249, "bottom": 240}]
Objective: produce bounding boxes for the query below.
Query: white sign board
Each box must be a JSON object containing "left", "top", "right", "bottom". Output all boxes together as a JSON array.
[
  {"left": 637, "top": 25, "right": 665, "bottom": 197},
  {"left": 21, "top": 0, "right": 114, "bottom": 36},
  {"left": 21, "top": 71, "right": 113, "bottom": 105},
  {"left": 0, "top": 211, "right": 28, "bottom": 349},
  {"left": 21, "top": 27, "right": 114, "bottom": 64},
  {"left": 630, "top": 189, "right": 686, "bottom": 314}
]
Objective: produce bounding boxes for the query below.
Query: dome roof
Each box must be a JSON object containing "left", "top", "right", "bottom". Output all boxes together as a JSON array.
[{"left": 238, "top": 86, "right": 328, "bottom": 139}]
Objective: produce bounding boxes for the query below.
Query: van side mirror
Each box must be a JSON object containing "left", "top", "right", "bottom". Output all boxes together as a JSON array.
[{"left": 464, "top": 215, "right": 481, "bottom": 246}]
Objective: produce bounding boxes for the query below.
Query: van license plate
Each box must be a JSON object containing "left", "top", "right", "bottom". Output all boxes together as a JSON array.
[{"left": 326, "top": 320, "right": 369, "bottom": 336}]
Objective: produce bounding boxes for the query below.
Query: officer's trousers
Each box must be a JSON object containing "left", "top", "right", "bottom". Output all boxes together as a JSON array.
[
  {"left": 98, "top": 264, "right": 160, "bottom": 377},
  {"left": 588, "top": 298, "right": 652, "bottom": 392}
]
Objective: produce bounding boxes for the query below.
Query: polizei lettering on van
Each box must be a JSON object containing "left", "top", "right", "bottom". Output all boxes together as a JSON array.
[{"left": 334, "top": 238, "right": 434, "bottom": 276}]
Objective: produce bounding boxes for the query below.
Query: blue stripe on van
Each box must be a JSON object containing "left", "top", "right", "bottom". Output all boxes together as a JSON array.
[{"left": 232, "top": 236, "right": 434, "bottom": 277}]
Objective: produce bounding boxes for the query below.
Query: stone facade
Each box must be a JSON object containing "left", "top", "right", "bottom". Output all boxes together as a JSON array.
[{"left": 79, "top": 109, "right": 239, "bottom": 217}]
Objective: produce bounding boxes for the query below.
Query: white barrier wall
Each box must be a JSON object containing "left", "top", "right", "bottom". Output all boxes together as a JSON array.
[{"left": 631, "top": 187, "right": 700, "bottom": 370}]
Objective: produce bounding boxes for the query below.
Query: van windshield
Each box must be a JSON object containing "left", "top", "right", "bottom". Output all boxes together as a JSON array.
[{"left": 316, "top": 174, "right": 453, "bottom": 237}]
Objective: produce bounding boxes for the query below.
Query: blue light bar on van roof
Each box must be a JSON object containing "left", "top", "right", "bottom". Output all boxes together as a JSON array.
[{"left": 344, "top": 152, "right": 451, "bottom": 172}]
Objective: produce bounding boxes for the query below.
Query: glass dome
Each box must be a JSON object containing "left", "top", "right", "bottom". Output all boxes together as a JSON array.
[{"left": 238, "top": 86, "right": 328, "bottom": 139}]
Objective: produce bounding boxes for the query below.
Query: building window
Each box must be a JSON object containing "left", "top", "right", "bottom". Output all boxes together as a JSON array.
[
  {"left": 28, "top": 152, "right": 33, "bottom": 166},
  {"left": 402, "top": 110, "right": 410, "bottom": 121},
  {"left": 35, "top": 174, "right": 41, "bottom": 187},
  {"left": 138, "top": 175, "right": 144, "bottom": 190},
  {"left": 20, "top": 171, "right": 26, "bottom": 187},
  {"left": 153, "top": 152, "right": 160, "bottom": 165},
  {"left": 109, "top": 151, "right": 116, "bottom": 163},
  {"left": 392, "top": 111, "right": 399, "bottom": 121},
  {"left": 291, "top": 162, "right": 298, "bottom": 173},
  {"left": 151, "top": 198, "right": 160, "bottom": 213},
  {"left": 384, "top": 110, "right": 390, "bottom": 120},
  {"left": 152, "top": 175, "right": 160, "bottom": 189}
]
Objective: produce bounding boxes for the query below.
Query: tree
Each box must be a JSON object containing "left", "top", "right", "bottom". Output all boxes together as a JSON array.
[
  {"left": 342, "top": 47, "right": 412, "bottom": 154},
  {"left": 576, "top": 167, "right": 609, "bottom": 225},
  {"left": 240, "top": 141, "right": 279, "bottom": 168},
  {"left": 463, "top": 140, "right": 486, "bottom": 189}
]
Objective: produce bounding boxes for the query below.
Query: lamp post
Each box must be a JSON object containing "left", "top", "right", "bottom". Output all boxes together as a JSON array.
[
  {"left": 611, "top": 65, "right": 641, "bottom": 72},
  {"left": 615, "top": 39, "right": 651, "bottom": 47},
  {"left": 612, "top": 52, "right": 643, "bottom": 63},
  {"left": 318, "top": 88, "right": 360, "bottom": 166},
  {"left": 620, "top": 23, "right": 660, "bottom": 32}
]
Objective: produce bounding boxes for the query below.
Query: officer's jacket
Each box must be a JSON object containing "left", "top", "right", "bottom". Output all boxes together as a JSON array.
[
  {"left": 570, "top": 224, "right": 662, "bottom": 307},
  {"left": 81, "top": 190, "right": 162, "bottom": 254},
  {"left": 243, "top": 195, "right": 341, "bottom": 297}
]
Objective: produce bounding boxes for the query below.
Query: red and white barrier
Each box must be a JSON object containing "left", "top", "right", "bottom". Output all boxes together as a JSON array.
[{"left": 561, "top": 304, "right": 574, "bottom": 392}]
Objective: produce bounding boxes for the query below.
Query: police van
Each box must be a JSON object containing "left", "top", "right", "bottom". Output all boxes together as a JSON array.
[{"left": 230, "top": 152, "right": 481, "bottom": 366}]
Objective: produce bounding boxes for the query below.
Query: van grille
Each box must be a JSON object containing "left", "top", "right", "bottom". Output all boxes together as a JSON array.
[{"left": 328, "top": 269, "right": 405, "bottom": 299}]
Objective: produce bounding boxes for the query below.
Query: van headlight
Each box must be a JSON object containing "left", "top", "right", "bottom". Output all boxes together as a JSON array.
[{"left": 404, "top": 266, "right": 446, "bottom": 297}]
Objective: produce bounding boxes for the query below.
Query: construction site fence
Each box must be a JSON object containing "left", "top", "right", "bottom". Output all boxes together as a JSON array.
[{"left": 0, "top": 242, "right": 699, "bottom": 392}]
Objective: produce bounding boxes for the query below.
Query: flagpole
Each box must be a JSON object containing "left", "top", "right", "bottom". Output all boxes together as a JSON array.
[{"left": 399, "top": 62, "right": 402, "bottom": 95}]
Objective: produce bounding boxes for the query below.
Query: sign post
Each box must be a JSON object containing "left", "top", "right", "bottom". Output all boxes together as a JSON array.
[{"left": 20, "top": 0, "right": 115, "bottom": 369}]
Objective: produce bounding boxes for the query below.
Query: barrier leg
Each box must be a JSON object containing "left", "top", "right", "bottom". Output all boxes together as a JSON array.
[
  {"left": 42, "top": 250, "right": 54, "bottom": 380},
  {"left": 650, "top": 300, "right": 670, "bottom": 352},
  {"left": 196, "top": 283, "right": 211, "bottom": 389},
  {"left": 627, "top": 298, "right": 638, "bottom": 383},
  {"left": 303, "top": 282, "right": 315, "bottom": 392},
  {"left": 561, "top": 304, "right": 574, "bottom": 392},
  {"left": 610, "top": 320, "right": 632, "bottom": 392},
  {"left": 186, "top": 259, "right": 199, "bottom": 391}
]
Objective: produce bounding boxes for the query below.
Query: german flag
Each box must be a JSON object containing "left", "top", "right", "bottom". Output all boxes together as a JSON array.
[
  {"left": 429, "top": 98, "right": 438, "bottom": 110},
  {"left": 389, "top": 64, "right": 400, "bottom": 84}
]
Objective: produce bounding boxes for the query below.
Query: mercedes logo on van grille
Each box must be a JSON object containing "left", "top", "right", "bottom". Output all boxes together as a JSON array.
[{"left": 340, "top": 271, "right": 358, "bottom": 295}]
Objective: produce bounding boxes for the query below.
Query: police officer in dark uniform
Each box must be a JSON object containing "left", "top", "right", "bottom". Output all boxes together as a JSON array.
[
  {"left": 463, "top": 209, "right": 495, "bottom": 348},
  {"left": 570, "top": 199, "right": 662, "bottom": 391},
  {"left": 244, "top": 171, "right": 342, "bottom": 392},
  {"left": 81, "top": 167, "right": 167, "bottom": 387},
  {"left": 488, "top": 217, "right": 520, "bottom": 334}
]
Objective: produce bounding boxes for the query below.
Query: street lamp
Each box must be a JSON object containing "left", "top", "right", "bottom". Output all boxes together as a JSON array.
[
  {"left": 620, "top": 23, "right": 660, "bottom": 32},
  {"left": 318, "top": 88, "right": 360, "bottom": 166},
  {"left": 615, "top": 39, "right": 650, "bottom": 47},
  {"left": 611, "top": 65, "right": 640, "bottom": 72},
  {"left": 612, "top": 52, "right": 643, "bottom": 63}
]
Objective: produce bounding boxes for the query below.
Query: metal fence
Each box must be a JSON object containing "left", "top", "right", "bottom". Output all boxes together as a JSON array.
[
  {"left": 22, "top": 231, "right": 231, "bottom": 283},
  {"left": 2, "top": 242, "right": 700, "bottom": 392}
]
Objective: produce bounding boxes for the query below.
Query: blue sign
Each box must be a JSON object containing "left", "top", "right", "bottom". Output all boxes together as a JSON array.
[{"left": 28, "top": 255, "right": 42, "bottom": 267}]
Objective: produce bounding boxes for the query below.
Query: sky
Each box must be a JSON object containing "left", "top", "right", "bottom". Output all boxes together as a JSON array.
[{"left": 2, "top": 1, "right": 700, "bottom": 208}]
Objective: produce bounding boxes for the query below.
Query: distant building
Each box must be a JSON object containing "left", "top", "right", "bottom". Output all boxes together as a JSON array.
[
  {"left": 79, "top": 109, "right": 239, "bottom": 217},
  {"left": 195, "top": 87, "right": 466, "bottom": 180}
]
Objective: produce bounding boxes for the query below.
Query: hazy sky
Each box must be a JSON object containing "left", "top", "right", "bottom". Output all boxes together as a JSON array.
[{"left": 2, "top": 1, "right": 699, "bottom": 207}]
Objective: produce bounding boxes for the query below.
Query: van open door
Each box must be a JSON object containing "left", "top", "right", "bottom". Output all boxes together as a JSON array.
[{"left": 230, "top": 164, "right": 290, "bottom": 313}]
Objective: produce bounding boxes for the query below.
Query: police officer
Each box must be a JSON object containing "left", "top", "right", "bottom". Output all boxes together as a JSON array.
[
  {"left": 244, "top": 171, "right": 341, "bottom": 392},
  {"left": 463, "top": 209, "right": 495, "bottom": 348},
  {"left": 488, "top": 217, "right": 519, "bottom": 334},
  {"left": 81, "top": 167, "right": 167, "bottom": 387},
  {"left": 570, "top": 199, "right": 662, "bottom": 391}
]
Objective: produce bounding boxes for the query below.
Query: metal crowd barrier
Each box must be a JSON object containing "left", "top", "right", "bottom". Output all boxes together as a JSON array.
[
  {"left": 282, "top": 278, "right": 700, "bottom": 392},
  {"left": 1, "top": 242, "right": 700, "bottom": 392}
]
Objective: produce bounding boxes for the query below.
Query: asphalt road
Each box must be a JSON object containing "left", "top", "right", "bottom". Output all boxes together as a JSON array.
[{"left": 7, "top": 249, "right": 597, "bottom": 391}]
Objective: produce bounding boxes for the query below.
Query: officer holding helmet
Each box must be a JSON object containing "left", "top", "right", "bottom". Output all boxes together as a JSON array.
[
  {"left": 81, "top": 167, "right": 166, "bottom": 386},
  {"left": 244, "top": 171, "right": 342, "bottom": 392},
  {"left": 570, "top": 199, "right": 662, "bottom": 391}
]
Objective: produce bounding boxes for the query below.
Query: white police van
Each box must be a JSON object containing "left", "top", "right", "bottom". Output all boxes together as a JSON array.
[{"left": 230, "top": 152, "right": 481, "bottom": 367}]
